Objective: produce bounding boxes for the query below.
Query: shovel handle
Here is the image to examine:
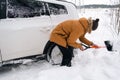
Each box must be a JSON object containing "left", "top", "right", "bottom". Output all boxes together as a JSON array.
[
  {"left": 81, "top": 43, "right": 106, "bottom": 50},
  {"left": 81, "top": 43, "right": 90, "bottom": 50}
]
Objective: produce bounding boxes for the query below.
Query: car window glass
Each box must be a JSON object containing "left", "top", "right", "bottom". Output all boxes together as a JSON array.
[
  {"left": 48, "top": 3, "right": 68, "bottom": 15},
  {"left": 0, "top": 0, "right": 7, "bottom": 19},
  {"left": 7, "top": 0, "right": 46, "bottom": 18}
]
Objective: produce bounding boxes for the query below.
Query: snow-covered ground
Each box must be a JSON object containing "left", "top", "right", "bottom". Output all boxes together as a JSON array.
[{"left": 0, "top": 8, "right": 120, "bottom": 80}]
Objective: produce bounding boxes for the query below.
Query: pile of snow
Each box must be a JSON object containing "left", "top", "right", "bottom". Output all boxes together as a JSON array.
[{"left": 0, "top": 8, "right": 120, "bottom": 80}]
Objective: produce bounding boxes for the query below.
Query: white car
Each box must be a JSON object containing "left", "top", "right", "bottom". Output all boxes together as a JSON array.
[{"left": 0, "top": 0, "right": 79, "bottom": 65}]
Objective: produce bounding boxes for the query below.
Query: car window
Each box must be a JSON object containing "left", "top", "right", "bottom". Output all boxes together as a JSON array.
[
  {"left": 0, "top": 0, "right": 7, "bottom": 19},
  {"left": 7, "top": 0, "right": 47, "bottom": 18},
  {"left": 48, "top": 3, "right": 68, "bottom": 15}
]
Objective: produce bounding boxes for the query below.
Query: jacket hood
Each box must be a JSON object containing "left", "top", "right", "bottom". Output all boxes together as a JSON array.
[
  {"left": 79, "top": 17, "right": 93, "bottom": 34},
  {"left": 87, "top": 17, "right": 93, "bottom": 33}
]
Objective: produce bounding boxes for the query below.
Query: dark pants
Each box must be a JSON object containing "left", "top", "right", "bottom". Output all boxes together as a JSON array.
[{"left": 43, "top": 40, "right": 73, "bottom": 67}]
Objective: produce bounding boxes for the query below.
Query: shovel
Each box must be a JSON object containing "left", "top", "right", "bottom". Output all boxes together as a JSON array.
[
  {"left": 81, "top": 41, "right": 113, "bottom": 51},
  {"left": 104, "top": 40, "right": 113, "bottom": 51}
]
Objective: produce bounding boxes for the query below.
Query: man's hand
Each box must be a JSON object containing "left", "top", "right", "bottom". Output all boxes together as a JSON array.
[{"left": 79, "top": 47, "right": 84, "bottom": 51}]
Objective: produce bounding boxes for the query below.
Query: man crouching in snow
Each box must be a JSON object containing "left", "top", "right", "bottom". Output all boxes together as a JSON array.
[{"left": 43, "top": 17, "right": 99, "bottom": 67}]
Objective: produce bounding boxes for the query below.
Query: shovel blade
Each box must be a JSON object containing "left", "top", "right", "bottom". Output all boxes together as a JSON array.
[{"left": 104, "top": 40, "right": 113, "bottom": 51}]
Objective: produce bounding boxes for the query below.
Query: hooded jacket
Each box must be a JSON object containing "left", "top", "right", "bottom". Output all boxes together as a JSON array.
[{"left": 50, "top": 17, "right": 93, "bottom": 48}]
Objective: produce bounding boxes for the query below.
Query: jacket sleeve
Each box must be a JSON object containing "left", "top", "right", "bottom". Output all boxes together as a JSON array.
[
  {"left": 67, "top": 29, "right": 83, "bottom": 48},
  {"left": 79, "top": 35, "right": 93, "bottom": 46}
]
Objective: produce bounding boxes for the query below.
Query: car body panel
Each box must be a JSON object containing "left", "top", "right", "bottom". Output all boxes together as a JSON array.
[{"left": 0, "top": 0, "right": 79, "bottom": 62}]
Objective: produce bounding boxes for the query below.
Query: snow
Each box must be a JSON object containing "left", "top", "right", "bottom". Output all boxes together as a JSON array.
[
  {"left": 66, "top": 0, "right": 112, "bottom": 5},
  {"left": 0, "top": 8, "right": 120, "bottom": 80}
]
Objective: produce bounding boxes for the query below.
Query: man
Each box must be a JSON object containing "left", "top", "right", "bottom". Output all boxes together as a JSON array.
[{"left": 43, "top": 17, "right": 99, "bottom": 67}]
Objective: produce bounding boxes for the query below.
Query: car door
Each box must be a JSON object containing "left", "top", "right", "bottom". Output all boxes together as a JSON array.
[
  {"left": 47, "top": 2, "right": 79, "bottom": 27},
  {"left": 47, "top": 2, "right": 70, "bottom": 27},
  {"left": 0, "top": 0, "right": 52, "bottom": 61}
]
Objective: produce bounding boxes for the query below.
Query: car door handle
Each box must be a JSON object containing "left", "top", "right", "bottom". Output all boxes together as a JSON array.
[
  {"left": 40, "top": 27, "right": 51, "bottom": 32},
  {"left": 46, "top": 28, "right": 51, "bottom": 31}
]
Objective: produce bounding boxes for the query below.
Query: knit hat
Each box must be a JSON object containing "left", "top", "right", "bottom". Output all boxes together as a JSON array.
[{"left": 92, "top": 19, "right": 99, "bottom": 30}]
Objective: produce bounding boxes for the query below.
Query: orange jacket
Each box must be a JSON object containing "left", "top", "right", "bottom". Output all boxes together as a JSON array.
[{"left": 50, "top": 17, "right": 93, "bottom": 48}]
